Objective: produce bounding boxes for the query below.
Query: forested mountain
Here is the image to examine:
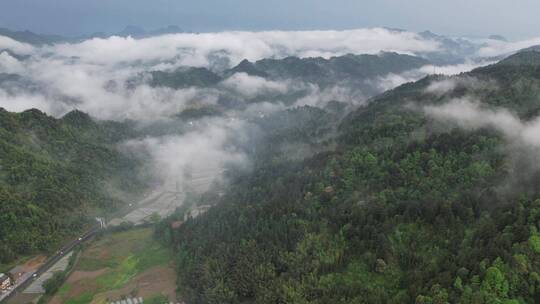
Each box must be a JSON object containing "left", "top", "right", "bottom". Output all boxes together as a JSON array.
[
  {"left": 157, "top": 50, "right": 540, "bottom": 303},
  {"left": 0, "top": 109, "right": 143, "bottom": 264},
  {"left": 225, "top": 52, "right": 429, "bottom": 86},
  {"left": 149, "top": 52, "right": 429, "bottom": 91}
]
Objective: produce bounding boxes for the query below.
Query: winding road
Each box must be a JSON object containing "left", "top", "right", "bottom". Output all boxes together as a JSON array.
[{"left": 0, "top": 226, "right": 101, "bottom": 303}]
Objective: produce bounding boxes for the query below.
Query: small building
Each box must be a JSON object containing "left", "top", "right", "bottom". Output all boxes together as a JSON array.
[
  {"left": 0, "top": 273, "right": 12, "bottom": 291},
  {"left": 9, "top": 266, "right": 26, "bottom": 283}
]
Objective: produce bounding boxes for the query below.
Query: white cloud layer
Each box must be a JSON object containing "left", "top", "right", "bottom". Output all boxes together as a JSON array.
[
  {"left": 423, "top": 76, "right": 498, "bottom": 97},
  {"left": 0, "top": 51, "right": 25, "bottom": 73},
  {"left": 122, "top": 118, "right": 248, "bottom": 192},
  {"left": 0, "top": 36, "right": 34, "bottom": 54},
  {"left": 477, "top": 37, "right": 540, "bottom": 57},
  {"left": 423, "top": 98, "right": 540, "bottom": 147},
  {"left": 0, "top": 28, "right": 510, "bottom": 122},
  {"left": 44, "top": 28, "right": 441, "bottom": 68},
  {"left": 221, "top": 73, "right": 289, "bottom": 98},
  {"left": 0, "top": 28, "right": 526, "bottom": 202},
  {"left": 374, "top": 61, "right": 494, "bottom": 92}
]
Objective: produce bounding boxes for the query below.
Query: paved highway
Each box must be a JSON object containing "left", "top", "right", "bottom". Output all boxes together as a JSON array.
[{"left": 0, "top": 226, "right": 101, "bottom": 303}]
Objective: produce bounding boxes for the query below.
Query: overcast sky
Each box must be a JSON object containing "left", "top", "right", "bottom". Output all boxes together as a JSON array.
[{"left": 0, "top": 0, "right": 539, "bottom": 38}]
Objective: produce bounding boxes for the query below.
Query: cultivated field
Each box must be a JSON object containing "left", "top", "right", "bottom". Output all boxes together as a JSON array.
[{"left": 49, "top": 228, "right": 176, "bottom": 304}]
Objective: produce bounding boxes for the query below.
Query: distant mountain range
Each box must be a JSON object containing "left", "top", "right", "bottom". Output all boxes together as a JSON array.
[
  {"left": 0, "top": 26, "right": 511, "bottom": 66},
  {"left": 229, "top": 52, "right": 429, "bottom": 82},
  {"left": 0, "top": 28, "right": 65, "bottom": 45},
  {"left": 0, "top": 25, "right": 185, "bottom": 45},
  {"left": 85, "top": 25, "right": 185, "bottom": 40},
  {"left": 149, "top": 52, "right": 429, "bottom": 91}
]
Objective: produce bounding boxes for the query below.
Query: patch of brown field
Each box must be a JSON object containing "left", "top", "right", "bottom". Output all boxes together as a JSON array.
[
  {"left": 91, "top": 264, "right": 177, "bottom": 304},
  {"left": 67, "top": 268, "right": 110, "bottom": 283},
  {"left": 96, "top": 248, "right": 110, "bottom": 260},
  {"left": 83, "top": 246, "right": 110, "bottom": 261},
  {"left": 21, "top": 255, "right": 47, "bottom": 272},
  {"left": 6, "top": 292, "right": 39, "bottom": 304}
]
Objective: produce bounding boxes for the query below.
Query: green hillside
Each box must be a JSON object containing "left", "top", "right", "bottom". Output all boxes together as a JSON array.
[
  {"left": 158, "top": 51, "right": 540, "bottom": 303},
  {"left": 0, "top": 108, "right": 143, "bottom": 265}
]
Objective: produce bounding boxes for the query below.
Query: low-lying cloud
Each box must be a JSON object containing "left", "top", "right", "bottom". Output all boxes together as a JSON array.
[
  {"left": 423, "top": 99, "right": 526, "bottom": 139},
  {"left": 374, "top": 61, "right": 494, "bottom": 92},
  {"left": 0, "top": 27, "right": 519, "bottom": 209},
  {"left": 221, "top": 72, "right": 289, "bottom": 98},
  {"left": 477, "top": 37, "right": 540, "bottom": 58},
  {"left": 122, "top": 118, "right": 249, "bottom": 193},
  {"left": 0, "top": 51, "right": 25, "bottom": 73},
  {"left": 0, "top": 36, "right": 34, "bottom": 54},
  {"left": 424, "top": 76, "right": 498, "bottom": 97}
]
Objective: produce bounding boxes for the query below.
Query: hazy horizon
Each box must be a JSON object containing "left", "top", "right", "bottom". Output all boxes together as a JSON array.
[{"left": 1, "top": 0, "right": 539, "bottom": 39}]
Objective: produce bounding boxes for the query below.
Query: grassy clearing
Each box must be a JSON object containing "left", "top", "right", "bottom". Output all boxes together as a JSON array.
[
  {"left": 57, "top": 283, "right": 72, "bottom": 297},
  {"left": 53, "top": 227, "right": 172, "bottom": 304},
  {"left": 76, "top": 256, "right": 117, "bottom": 272},
  {"left": 76, "top": 228, "right": 170, "bottom": 272},
  {"left": 64, "top": 292, "right": 93, "bottom": 304},
  {"left": 94, "top": 255, "right": 138, "bottom": 289},
  {"left": 144, "top": 294, "right": 169, "bottom": 304}
]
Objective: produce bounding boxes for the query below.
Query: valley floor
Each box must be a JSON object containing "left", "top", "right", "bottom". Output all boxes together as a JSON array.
[{"left": 46, "top": 227, "right": 176, "bottom": 304}]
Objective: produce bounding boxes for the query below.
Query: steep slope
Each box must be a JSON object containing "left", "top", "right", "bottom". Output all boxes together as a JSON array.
[
  {"left": 158, "top": 50, "right": 540, "bottom": 303},
  {"left": 0, "top": 108, "right": 143, "bottom": 264}
]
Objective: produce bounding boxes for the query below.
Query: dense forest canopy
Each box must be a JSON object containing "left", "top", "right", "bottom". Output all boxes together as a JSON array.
[
  {"left": 0, "top": 108, "right": 143, "bottom": 265},
  {"left": 156, "top": 50, "right": 540, "bottom": 303}
]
